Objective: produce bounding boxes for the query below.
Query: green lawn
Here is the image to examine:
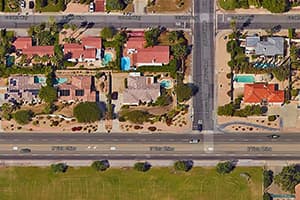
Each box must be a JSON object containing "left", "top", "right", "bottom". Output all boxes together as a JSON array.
[{"left": 0, "top": 166, "right": 262, "bottom": 200}]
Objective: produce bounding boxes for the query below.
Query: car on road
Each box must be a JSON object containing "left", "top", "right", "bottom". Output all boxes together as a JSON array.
[
  {"left": 189, "top": 139, "right": 200, "bottom": 144},
  {"left": 29, "top": 1, "right": 34, "bottom": 9},
  {"left": 89, "top": 2, "right": 94, "bottom": 12},
  {"left": 197, "top": 120, "right": 203, "bottom": 131},
  {"left": 12, "top": 146, "right": 18, "bottom": 151},
  {"left": 268, "top": 134, "right": 280, "bottom": 139},
  {"left": 19, "top": 148, "right": 31, "bottom": 153},
  {"left": 110, "top": 146, "right": 116, "bottom": 150}
]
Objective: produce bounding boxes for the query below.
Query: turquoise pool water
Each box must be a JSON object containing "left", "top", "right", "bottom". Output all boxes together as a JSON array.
[
  {"left": 34, "top": 76, "right": 46, "bottom": 84},
  {"left": 234, "top": 75, "right": 255, "bottom": 83},
  {"left": 121, "top": 57, "right": 130, "bottom": 71},
  {"left": 102, "top": 53, "right": 113, "bottom": 65},
  {"left": 160, "top": 79, "right": 173, "bottom": 89},
  {"left": 54, "top": 78, "right": 68, "bottom": 85}
]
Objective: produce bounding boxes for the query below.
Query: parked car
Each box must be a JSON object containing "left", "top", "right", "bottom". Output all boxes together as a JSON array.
[
  {"left": 20, "top": 0, "right": 26, "bottom": 8},
  {"left": 189, "top": 139, "right": 200, "bottom": 144},
  {"left": 89, "top": 2, "right": 94, "bottom": 12},
  {"left": 19, "top": 148, "right": 31, "bottom": 153},
  {"left": 197, "top": 120, "right": 203, "bottom": 131},
  {"left": 29, "top": 1, "right": 34, "bottom": 9}
]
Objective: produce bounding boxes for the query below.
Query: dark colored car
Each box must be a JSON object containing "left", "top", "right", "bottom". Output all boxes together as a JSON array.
[
  {"left": 20, "top": 148, "right": 31, "bottom": 153},
  {"left": 197, "top": 120, "right": 203, "bottom": 131},
  {"left": 29, "top": 1, "right": 34, "bottom": 9}
]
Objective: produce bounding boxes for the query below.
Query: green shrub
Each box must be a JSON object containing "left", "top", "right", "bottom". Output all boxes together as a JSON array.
[
  {"left": 268, "top": 115, "right": 277, "bottom": 122},
  {"left": 12, "top": 110, "right": 33, "bottom": 125},
  {"left": 134, "top": 162, "right": 151, "bottom": 172},
  {"left": 73, "top": 102, "right": 102, "bottom": 123},
  {"left": 91, "top": 160, "right": 109, "bottom": 171},
  {"left": 216, "top": 161, "right": 234, "bottom": 174}
]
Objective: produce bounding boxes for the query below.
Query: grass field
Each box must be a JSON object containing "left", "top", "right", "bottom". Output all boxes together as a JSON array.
[{"left": 0, "top": 166, "right": 262, "bottom": 200}]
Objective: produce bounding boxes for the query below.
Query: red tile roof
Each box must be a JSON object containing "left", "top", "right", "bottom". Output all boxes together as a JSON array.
[
  {"left": 296, "top": 184, "right": 300, "bottom": 200},
  {"left": 128, "top": 31, "right": 145, "bottom": 37},
  {"left": 83, "top": 48, "right": 96, "bottom": 59},
  {"left": 244, "top": 83, "right": 284, "bottom": 104},
  {"left": 95, "top": 0, "right": 105, "bottom": 12},
  {"left": 13, "top": 37, "right": 32, "bottom": 50},
  {"left": 82, "top": 36, "right": 102, "bottom": 49},
  {"left": 58, "top": 76, "right": 96, "bottom": 102},
  {"left": 126, "top": 37, "right": 146, "bottom": 49},
  {"left": 64, "top": 43, "right": 84, "bottom": 59},
  {"left": 22, "top": 46, "right": 54, "bottom": 57},
  {"left": 132, "top": 46, "right": 170, "bottom": 65}
]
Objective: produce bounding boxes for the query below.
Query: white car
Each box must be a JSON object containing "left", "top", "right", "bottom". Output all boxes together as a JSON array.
[
  {"left": 12, "top": 146, "right": 18, "bottom": 151},
  {"left": 189, "top": 139, "right": 200, "bottom": 144},
  {"left": 110, "top": 146, "right": 116, "bottom": 151},
  {"left": 89, "top": 2, "right": 94, "bottom": 13}
]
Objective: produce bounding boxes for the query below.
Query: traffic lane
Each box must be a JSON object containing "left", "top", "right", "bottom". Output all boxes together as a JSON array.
[
  {"left": 2, "top": 143, "right": 300, "bottom": 155},
  {"left": 1, "top": 154, "right": 300, "bottom": 160},
  {"left": 0, "top": 133, "right": 298, "bottom": 143},
  {"left": 0, "top": 143, "right": 205, "bottom": 153}
]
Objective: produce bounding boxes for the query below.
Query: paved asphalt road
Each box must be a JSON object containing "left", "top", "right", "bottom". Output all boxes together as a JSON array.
[
  {"left": 217, "top": 13, "right": 300, "bottom": 29},
  {"left": 0, "top": 132, "right": 298, "bottom": 144},
  {"left": 192, "top": 0, "right": 215, "bottom": 131},
  {"left": 0, "top": 14, "right": 192, "bottom": 29}
]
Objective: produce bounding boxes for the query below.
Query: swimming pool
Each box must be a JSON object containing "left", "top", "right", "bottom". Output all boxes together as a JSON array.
[
  {"left": 160, "top": 79, "right": 173, "bottom": 89},
  {"left": 34, "top": 76, "right": 46, "bottom": 84},
  {"left": 121, "top": 57, "right": 131, "bottom": 71},
  {"left": 102, "top": 53, "right": 113, "bottom": 65},
  {"left": 234, "top": 75, "right": 255, "bottom": 83}
]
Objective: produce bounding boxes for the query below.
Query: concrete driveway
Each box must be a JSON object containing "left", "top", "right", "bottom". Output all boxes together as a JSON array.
[
  {"left": 134, "top": 0, "right": 147, "bottom": 14},
  {"left": 268, "top": 103, "right": 298, "bottom": 128}
]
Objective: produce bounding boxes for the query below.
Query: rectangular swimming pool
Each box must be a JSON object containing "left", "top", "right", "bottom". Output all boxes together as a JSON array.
[{"left": 234, "top": 75, "right": 255, "bottom": 83}]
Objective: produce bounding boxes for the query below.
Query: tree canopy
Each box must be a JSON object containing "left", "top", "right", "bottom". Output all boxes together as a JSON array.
[
  {"left": 275, "top": 165, "right": 300, "bottom": 193},
  {"left": 39, "top": 86, "right": 57, "bottom": 104},
  {"left": 51, "top": 163, "right": 68, "bottom": 173},
  {"left": 12, "top": 110, "right": 33, "bottom": 125},
  {"left": 73, "top": 102, "right": 102, "bottom": 123},
  {"left": 91, "top": 160, "right": 110, "bottom": 171},
  {"left": 144, "top": 27, "right": 161, "bottom": 47},
  {"left": 216, "top": 161, "right": 234, "bottom": 174},
  {"left": 134, "top": 162, "right": 151, "bottom": 172},
  {"left": 175, "top": 82, "right": 193, "bottom": 102},
  {"left": 101, "top": 27, "right": 116, "bottom": 40},
  {"left": 174, "top": 160, "right": 192, "bottom": 172}
]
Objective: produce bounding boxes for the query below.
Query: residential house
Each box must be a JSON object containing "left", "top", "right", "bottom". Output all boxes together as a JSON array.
[
  {"left": 132, "top": 46, "right": 170, "bottom": 67},
  {"left": 57, "top": 76, "right": 97, "bottom": 102},
  {"left": 22, "top": 46, "right": 54, "bottom": 57},
  {"left": 296, "top": 183, "right": 300, "bottom": 200},
  {"left": 13, "top": 37, "right": 54, "bottom": 58},
  {"left": 12, "top": 37, "right": 32, "bottom": 50},
  {"left": 245, "top": 36, "right": 284, "bottom": 56},
  {"left": 123, "top": 73, "right": 161, "bottom": 105},
  {"left": 95, "top": 0, "right": 105, "bottom": 12},
  {"left": 4, "top": 75, "right": 46, "bottom": 104},
  {"left": 124, "top": 33, "right": 170, "bottom": 68},
  {"left": 243, "top": 83, "right": 285, "bottom": 105},
  {"left": 64, "top": 37, "right": 102, "bottom": 62}
]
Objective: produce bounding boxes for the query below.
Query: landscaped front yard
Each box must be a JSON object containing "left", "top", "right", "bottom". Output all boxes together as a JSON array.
[
  {"left": 0, "top": 166, "right": 262, "bottom": 200},
  {"left": 147, "top": 0, "right": 191, "bottom": 13}
]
